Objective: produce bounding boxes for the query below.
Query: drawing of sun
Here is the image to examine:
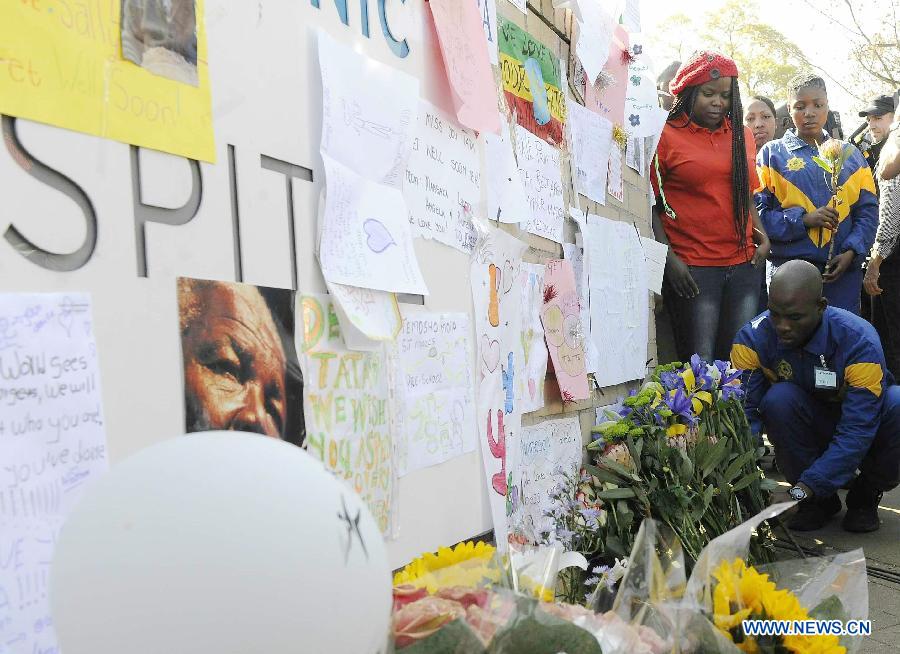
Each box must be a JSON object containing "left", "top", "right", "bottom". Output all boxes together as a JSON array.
[{"left": 786, "top": 157, "right": 805, "bottom": 172}]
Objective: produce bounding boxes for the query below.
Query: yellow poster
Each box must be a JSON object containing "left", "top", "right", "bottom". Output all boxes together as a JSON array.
[{"left": 0, "top": 0, "right": 215, "bottom": 162}]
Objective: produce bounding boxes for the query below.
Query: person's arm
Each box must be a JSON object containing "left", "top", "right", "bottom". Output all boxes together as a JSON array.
[
  {"left": 865, "top": 178, "right": 900, "bottom": 296},
  {"left": 650, "top": 137, "right": 700, "bottom": 299},
  {"left": 652, "top": 205, "right": 699, "bottom": 298},
  {"left": 798, "top": 342, "right": 887, "bottom": 497},
  {"left": 749, "top": 203, "right": 770, "bottom": 266},
  {"left": 837, "top": 152, "right": 879, "bottom": 263},
  {"left": 876, "top": 114, "right": 900, "bottom": 180},
  {"left": 729, "top": 332, "right": 771, "bottom": 438},
  {"left": 755, "top": 148, "right": 816, "bottom": 243}
]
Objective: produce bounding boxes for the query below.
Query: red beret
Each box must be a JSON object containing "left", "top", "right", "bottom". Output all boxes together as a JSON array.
[{"left": 669, "top": 51, "right": 739, "bottom": 96}]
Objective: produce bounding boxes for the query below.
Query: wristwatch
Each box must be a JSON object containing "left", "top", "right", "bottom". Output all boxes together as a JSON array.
[{"left": 788, "top": 485, "right": 808, "bottom": 501}]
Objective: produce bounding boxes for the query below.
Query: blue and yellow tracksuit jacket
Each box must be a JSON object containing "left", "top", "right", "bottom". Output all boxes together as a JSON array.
[
  {"left": 731, "top": 307, "right": 892, "bottom": 496},
  {"left": 755, "top": 130, "right": 878, "bottom": 266}
]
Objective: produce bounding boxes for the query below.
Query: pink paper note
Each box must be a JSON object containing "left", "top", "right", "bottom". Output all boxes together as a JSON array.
[
  {"left": 541, "top": 259, "right": 590, "bottom": 402},
  {"left": 584, "top": 26, "right": 628, "bottom": 128},
  {"left": 429, "top": 0, "right": 501, "bottom": 134}
]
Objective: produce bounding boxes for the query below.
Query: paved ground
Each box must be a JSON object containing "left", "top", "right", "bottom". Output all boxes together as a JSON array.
[{"left": 768, "top": 463, "right": 900, "bottom": 654}]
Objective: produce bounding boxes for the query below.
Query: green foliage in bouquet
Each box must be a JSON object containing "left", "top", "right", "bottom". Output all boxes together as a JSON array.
[{"left": 550, "top": 356, "right": 779, "bottom": 606}]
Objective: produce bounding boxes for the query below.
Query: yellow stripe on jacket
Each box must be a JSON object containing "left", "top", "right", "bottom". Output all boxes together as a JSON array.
[
  {"left": 844, "top": 362, "right": 883, "bottom": 397},
  {"left": 730, "top": 343, "right": 777, "bottom": 382}
]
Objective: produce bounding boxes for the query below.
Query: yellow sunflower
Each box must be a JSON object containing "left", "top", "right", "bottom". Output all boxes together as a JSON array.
[
  {"left": 787, "top": 156, "right": 806, "bottom": 171},
  {"left": 711, "top": 558, "right": 846, "bottom": 654},
  {"left": 393, "top": 541, "right": 500, "bottom": 593}
]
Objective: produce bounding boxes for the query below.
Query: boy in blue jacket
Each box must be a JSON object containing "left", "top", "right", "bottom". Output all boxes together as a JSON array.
[
  {"left": 756, "top": 74, "right": 878, "bottom": 314},
  {"left": 731, "top": 261, "right": 900, "bottom": 532}
]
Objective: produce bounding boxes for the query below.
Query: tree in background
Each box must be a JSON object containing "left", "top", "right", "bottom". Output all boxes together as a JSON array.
[
  {"left": 650, "top": 1, "right": 806, "bottom": 103},
  {"left": 800, "top": 0, "right": 899, "bottom": 96}
]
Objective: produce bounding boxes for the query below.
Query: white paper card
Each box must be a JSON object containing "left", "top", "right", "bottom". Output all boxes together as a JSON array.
[
  {"left": 484, "top": 126, "right": 531, "bottom": 224},
  {"left": 405, "top": 100, "right": 481, "bottom": 254},
  {"left": 320, "top": 156, "right": 428, "bottom": 294},
  {"left": 514, "top": 125, "right": 565, "bottom": 243},
  {"left": 318, "top": 29, "right": 418, "bottom": 188},
  {"left": 640, "top": 237, "right": 668, "bottom": 295},
  {"left": 519, "top": 263, "right": 548, "bottom": 413},
  {"left": 391, "top": 311, "right": 477, "bottom": 476},
  {"left": 508, "top": 417, "right": 582, "bottom": 543},
  {"left": 575, "top": 2, "right": 614, "bottom": 86},
  {"left": 0, "top": 292, "right": 109, "bottom": 654},
  {"left": 587, "top": 216, "right": 649, "bottom": 387},
  {"left": 567, "top": 99, "right": 612, "bottom": 204}
]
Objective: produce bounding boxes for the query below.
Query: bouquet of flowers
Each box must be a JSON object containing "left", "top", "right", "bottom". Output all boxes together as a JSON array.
[
  {"left": 683, "top": 502, "right": 868, "bottom": 653},
  {"left": 582, "top": 356, "right": 777, "bottom": 572},
  {"left": 390, "top": 540, "right": 671, "bottom": 653},
  {"left": 813, "top": 139, "right": 853, "bottom": 261}
]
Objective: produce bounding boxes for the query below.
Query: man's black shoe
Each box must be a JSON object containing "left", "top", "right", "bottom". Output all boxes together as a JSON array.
[
  {"left": 788, "top": 494, "right": 841, "bottom": 531},
  {"left": 842, "top": 477, "right": 882, "bottom": 533}
]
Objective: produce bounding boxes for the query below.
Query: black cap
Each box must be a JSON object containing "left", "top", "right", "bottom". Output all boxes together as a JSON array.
[{"left": 859, "top": 94, "right": 895, "bottom": 117}]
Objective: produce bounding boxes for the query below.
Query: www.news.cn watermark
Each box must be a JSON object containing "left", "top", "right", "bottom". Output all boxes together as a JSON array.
[{"left": 743, "top": 620, "right": 872, "bottom": 637}]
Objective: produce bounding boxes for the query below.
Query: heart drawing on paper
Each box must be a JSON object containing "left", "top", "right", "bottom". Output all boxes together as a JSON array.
[
  {"left": 363, "top": 218, "right": 396, "bottom": 253},
  {"left": 481, "top": 335, "right": 500, "bottom": 373}
]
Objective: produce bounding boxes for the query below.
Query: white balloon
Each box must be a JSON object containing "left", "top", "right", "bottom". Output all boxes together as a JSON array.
[{"left": 51, "top": 432, "right": 391, "bottom": 654}]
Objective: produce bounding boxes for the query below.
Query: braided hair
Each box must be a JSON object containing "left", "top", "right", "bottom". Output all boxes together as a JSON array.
[{"left": 666, "top": 78, "right": 751, "bottom": 252}]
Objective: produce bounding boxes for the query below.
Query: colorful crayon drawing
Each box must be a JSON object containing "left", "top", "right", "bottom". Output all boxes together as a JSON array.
[
  {"left": 541, "top": 260, "right": 590, "bottom": 402},
  {"left": 498, "top": 18, "right": 567, "bottom": 146}
]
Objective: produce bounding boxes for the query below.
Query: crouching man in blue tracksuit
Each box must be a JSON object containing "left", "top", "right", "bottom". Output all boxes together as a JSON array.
[{"left": 731, "top": 260, "right": 900, "bottom": 532}]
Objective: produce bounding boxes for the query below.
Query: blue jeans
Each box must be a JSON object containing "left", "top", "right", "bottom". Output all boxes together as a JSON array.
[
  {"left": 665, "top": 261, "right": 763, "bottom": 363},
  {"left": 770, "top": 258, "right": 864, "bottom": 314},
  {"left": 760, "top": 382, "right": 900, "bottom": 494}
]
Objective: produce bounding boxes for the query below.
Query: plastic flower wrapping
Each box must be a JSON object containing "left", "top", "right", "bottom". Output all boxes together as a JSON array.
[
  {"left": 390, "top": 504, "right": 867, "bottom": 653},
  {"left": 390, "top": 539, "right": 671, "bottom": 653}
]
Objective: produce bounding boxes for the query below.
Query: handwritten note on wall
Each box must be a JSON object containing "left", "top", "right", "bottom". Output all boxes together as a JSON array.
[
  {"left": 567, "top": 99, "right": 613, "bottom": 204},
  {"left": 391, "top": 312, "right": 477, "bottom": 476},
  {"left": 319, "top": 159, "right": 428, "bottom": 294},
  {"left": 0, "top": 293, "right": 109, "bottom": 654},
  {"left": 514, "top": 125, "right": 565, "bottom": 243},
  {"left": 508, "top": 417, "right": 582, "bottom": 544},
  {"left": 471, "top": 226, "right": 527, "bottom": 550},
  {"left": 428, "top": 0, "right": 500, "bottom": 134},
  {"left": 405, "top": 101, "right": 481, "bottom": 254},
  {"left": 586, "top": 216, "right": 649, "bottom": 387},
  {"left": 519, "top": 263, "right": 548, "bottom": 414},
  {"left": 542, "top": 260, "right": 590, "bottom": 402},
  {"left": 299, "top": 295, "right": 394, "bottom": 536},
  {"left": 484, "top": 125, "right": 531, "bottom": 224},
  {"left": 318, "top": 30, "right": 427, "bottom": 296},
  {"left": 327, "top": 282, "right": 401, "bottom": 350}
]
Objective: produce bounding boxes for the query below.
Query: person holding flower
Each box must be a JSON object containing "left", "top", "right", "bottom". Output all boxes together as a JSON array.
[
  {"left": 731, "top": 260, "right": 900, "bottom": 533},
  {"left": 651, "top": 51, "right": 770, "bottom": 363},
  {"left": 755, "top": 74, "right": 878, "bottom": 314}
]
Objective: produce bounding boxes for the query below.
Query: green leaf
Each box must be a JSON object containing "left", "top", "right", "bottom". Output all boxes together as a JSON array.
[
  {"left": 597, "top": 456, "right": 642, "bottom": 482},
  {"left": 701, "top": 438, "right": 731, "bottom": 477},
  {"left": 812, "top": 156, "right": 833, "bottom": 173},
  {"left": 722, "top": 451, "right": 755, "bottom": 483},
  {"left": 732, "top": 470, "right": 761, "bottom": 492},
  {"left": 759, "top": 477, "right": 781, "bottom": 492},
  {"left": 402, "top": 618, "right": 488, "bottom": 654},
  {"left": 809, "top": 595, "right": 848, "bottom": 623},
  {"left": 596, "top": 487, "right": 637, "bottom": 500},
  {"left": 488, "top": 598, "right": 603, "bottom": 654}
]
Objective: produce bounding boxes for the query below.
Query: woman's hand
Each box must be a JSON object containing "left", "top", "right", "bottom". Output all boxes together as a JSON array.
[
  {"left": 823, "top": 250, "right": 855, "bottom": 283},
  {"left": 864, "top": 258, "right": 883, "bottom": 296},
  {"left": 665, "top": 252, "right": 700, "bottom": 298},
  {"left": 751, "top": 233, "right": 770, "bottom": 267},
  {"left": 802, "top": 206, "right": 839, "bottom": 230}
]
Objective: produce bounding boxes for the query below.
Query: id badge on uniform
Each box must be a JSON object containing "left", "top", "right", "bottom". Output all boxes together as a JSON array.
[{"left": 814, "top": 355, "right": 837, "bottom": 390}]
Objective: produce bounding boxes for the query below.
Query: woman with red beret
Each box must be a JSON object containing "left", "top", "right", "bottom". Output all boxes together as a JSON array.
[{"left": 650, "top": 51, "right": 770, "bottom": 363}]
